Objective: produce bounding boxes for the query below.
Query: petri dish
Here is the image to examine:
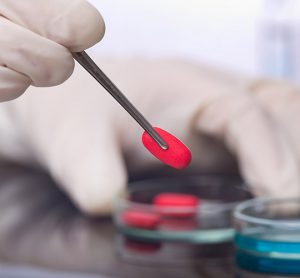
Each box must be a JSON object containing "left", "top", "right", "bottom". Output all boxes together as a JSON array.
[
  {"left": 234, "top": 198, "right": 300, "bottom": 275},
  {"left": 114, "top": 175, "right": 252, "bottom": 244}
]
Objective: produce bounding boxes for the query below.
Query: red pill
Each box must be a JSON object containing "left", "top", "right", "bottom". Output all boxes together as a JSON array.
[
  {"left": 154, "top": 193, "right": 199, "bottom": 218},
  {"left": 122, "top": 210, "right": 161, "bottom": 230},
  {"left": 142, "top": 127, "right": 192, "bottom": 169}
]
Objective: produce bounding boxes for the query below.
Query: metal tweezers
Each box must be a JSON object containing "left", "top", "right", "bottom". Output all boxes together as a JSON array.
[{"left": 73, "top": 51, "right": 168, "bottom": 150}]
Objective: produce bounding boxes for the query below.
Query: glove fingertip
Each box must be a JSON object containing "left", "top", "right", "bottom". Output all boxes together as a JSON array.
[
  {"left": 71, "top": 174, "right": 127, "bottom": 216},
  {"left": 46, "top": 1, "right": 106, "bottom": 52}
]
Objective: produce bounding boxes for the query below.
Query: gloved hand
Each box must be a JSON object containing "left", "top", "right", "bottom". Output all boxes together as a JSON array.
[
  {"left": 0, "top": 57, "right": 299, "bottom": 215},
  {"left": 0, "top": 0, "right": 105, "bottom": 101}
]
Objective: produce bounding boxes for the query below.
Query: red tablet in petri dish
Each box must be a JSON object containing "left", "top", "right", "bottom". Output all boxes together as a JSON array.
[
  {"left": 154, "top": 193, "right": 199, "bottom": 218},
  {"left": 122, "top": 210, "right": 161, "bottom": 230}
]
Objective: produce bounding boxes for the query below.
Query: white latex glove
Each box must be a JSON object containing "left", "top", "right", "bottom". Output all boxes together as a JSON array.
[
  {"left": 0, "top": 0, "right": 105, "bottom": 101},
  {"left": 0, "top": 57, "right": 299, "bottom": 215}
]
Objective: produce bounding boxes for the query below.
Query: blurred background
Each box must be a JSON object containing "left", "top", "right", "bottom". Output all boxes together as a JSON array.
[
  {"left": 88, "top": 0, "right": 300, "bottom": 83},
  {"left": 2, "top": 1, "right": 300, "bottom": 277}
]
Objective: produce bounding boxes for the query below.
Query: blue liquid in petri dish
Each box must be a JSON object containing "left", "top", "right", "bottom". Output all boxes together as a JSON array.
[
  {"left": 235, "top": 229, "right": 300, "bottom": 275},
  {"left": 236, "top": 250, "right": 300, "bottom": 275}
]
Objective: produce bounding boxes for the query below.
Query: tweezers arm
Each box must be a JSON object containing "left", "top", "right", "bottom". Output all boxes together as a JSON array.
[{"left": 73, "top": 51, "right": 168, "bottom": 150}]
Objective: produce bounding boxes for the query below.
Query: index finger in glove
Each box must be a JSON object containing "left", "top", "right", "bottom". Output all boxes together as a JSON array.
[
  {"left": 195, "top": 93, "right": 300, "bottom": 198},
  {"left": 250, "top": 80, "right": 300, "bottom": 165},
  {"left": 0, "top": 0, "right": 105, "bottom": 52},
  {"left": 0, "top": 16, "right": 74, "bottom": 96}
]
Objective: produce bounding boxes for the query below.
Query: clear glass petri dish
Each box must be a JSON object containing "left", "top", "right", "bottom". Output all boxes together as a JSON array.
[
  {"left": 114, "top": 175, "right": 252, "bottom": 244},
  {"left": 234, "top": 198, "right": 300, "bottom": 275}
]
